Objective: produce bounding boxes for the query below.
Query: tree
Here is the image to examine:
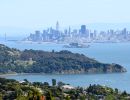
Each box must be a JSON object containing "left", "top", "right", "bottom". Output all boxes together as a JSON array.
[
  {"left": 57, "top": 81, "right": 65, "bottom": 87},
  {"left": 43, "top": 82, "right": 49, "bottom": 86},
  {"left": 23, "top": 79, "right": 29, "bottom": 83},
  {"left": 16, "top": 89, "right": 23, "bottom": 98},
  {"left": 115, "top": 88, "right": 118, "bottom": 94},
  {"left": 0, "top": 93, "right": 3, "bottom": 100},
  {"left": 105, "top": 94, "right": 115, "bottom": 100},
  {"left": 65, "top": 96, "right": 71, "bottom": 100},
  {"left": 121, "top": 90, "right": 127, "bottom": 96},
  {"left": 80, "top": 95, "right": 86, "bottom": 100},
  {"left": 52, "top": 50, "right": 55, "bottom": 53},
  {"left": 52, "top": 79, "right": 56, "bottom": 86},
  {"left": 46, "top": 91, "right": 55, "bottom": 100}
]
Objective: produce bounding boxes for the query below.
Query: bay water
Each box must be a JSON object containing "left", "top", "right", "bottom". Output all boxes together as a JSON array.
[{"left": 1, "top": 41, "right": 130, "bottom": 92}]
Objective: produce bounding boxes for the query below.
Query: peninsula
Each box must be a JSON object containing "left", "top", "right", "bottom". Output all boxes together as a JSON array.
[{"left": 0, "top": 44, "right": 126, "bottom": 74}]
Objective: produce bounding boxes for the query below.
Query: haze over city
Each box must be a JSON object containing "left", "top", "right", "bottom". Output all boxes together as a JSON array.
[{"left": 0, "top": 0, "right": 130, "bottom": 37}]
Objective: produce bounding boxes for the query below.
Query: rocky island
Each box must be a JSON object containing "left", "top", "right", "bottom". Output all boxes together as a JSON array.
[{"left": 0, "top": 44, "right": 126, "bottom": 74}]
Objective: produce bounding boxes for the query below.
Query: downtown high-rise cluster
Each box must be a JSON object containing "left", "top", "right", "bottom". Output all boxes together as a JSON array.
[{"left": 25, "top": 22, "right": 130, "bottom": 43}]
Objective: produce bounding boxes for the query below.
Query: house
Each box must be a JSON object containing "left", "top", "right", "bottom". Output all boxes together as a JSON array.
[{"left": 61, "top": 85, "right": 75, "bottom": 92}]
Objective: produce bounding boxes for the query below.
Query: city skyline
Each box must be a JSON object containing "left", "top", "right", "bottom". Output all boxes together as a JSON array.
[
  {"left": 0, "top": 0, "right": 130, "bottom": 37},
  {"left": 1, "top": 22, "right": 130, "bottom": 38},
  {"left": 24, "top": 22, "right": 130, "bottom": 43}
]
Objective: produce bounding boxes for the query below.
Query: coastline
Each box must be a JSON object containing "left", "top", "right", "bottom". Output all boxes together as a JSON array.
[
  {"left": 0, "top": 71, "right": 126, "bottom": 77},
  {"left": 0, "top": 73, "right": 18, "bottom": 77},
  {"left": 18, "top": 40, "right": 130, "bottom": 44}
]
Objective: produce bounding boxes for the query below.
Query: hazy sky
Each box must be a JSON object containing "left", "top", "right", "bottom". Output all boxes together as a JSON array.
[{"left": 0, "top": 0, "right": 130, "bottom": 29}]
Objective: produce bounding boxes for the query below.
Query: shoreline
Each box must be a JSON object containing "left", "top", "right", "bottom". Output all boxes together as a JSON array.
[
  {"left": 1, "top": 40, "right": 130, "bottom": 44},
  {"left": 0, "top": 72, "right": 126, "bottom": 77}
]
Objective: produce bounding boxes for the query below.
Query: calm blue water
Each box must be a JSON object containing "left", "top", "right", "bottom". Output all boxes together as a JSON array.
[{"left": 1, "top": 41, "right": 130, "bottom": 92}]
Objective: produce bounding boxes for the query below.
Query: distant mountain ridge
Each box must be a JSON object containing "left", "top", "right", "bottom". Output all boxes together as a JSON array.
[{"left": 0, "top": 44, "right": 126, "bottom": 74}]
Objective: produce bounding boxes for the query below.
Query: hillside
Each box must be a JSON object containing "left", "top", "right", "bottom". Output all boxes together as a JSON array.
[
  {"left": 0, "top": 78, "right": 130, "bottom": 100},
  {"left": 0, "top": 44, "right": 126, "bottom": 74}
]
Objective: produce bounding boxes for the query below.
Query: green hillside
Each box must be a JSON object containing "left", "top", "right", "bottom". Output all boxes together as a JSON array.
[{"left": 0, "top": 44, "right": 126, "bottom": 74}]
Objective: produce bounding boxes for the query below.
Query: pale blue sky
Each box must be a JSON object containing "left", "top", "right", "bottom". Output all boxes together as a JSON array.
[
  {"left": 0, "top": 0, "right": 130, "bottom": 37},
  {"left": 0, "top": 0, "right": 130, "bottom": 29}
]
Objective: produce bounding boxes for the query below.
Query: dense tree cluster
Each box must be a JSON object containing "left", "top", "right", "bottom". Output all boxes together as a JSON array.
[
  {"left": 0, "top": 78, "right": 130, "bottom": 100},
  {"left": 0, "top": 44, "right": 126, "bottom": 74}
]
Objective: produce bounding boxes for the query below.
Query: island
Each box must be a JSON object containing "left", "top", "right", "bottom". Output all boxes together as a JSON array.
[
  {"left": 0, "top": 44, "right": 126, "bottom": 74},
  {"left": 63, "top": 42, "right": 90, "bottom": 48}
]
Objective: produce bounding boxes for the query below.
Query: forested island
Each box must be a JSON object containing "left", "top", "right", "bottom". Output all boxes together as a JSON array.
[
  {"left": 0, "top": 44, "right": 126, "bottom": 74},
  {"left": 0, "top": 77, "right": 130, "bottom": 100}
]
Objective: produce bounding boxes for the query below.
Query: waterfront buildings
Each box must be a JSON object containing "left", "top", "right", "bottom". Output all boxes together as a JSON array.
[{"left": 24, "top": 22, "right": 130, "bottom": 43}]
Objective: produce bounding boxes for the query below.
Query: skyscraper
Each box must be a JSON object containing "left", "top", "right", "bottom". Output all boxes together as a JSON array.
[
  {"left": 68, "top": 26, "right": 71, "bottom": 35},
  {"left": 56, "top": 21, "right": 59, "bottom": 31},
  {"left": 80, "top": 25, "right": 86, "bottom": 34}
]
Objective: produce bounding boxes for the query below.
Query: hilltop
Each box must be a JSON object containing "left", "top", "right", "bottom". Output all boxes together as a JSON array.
[{"left": 0, "top": 44, "right": 126, "bottom": 74}]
